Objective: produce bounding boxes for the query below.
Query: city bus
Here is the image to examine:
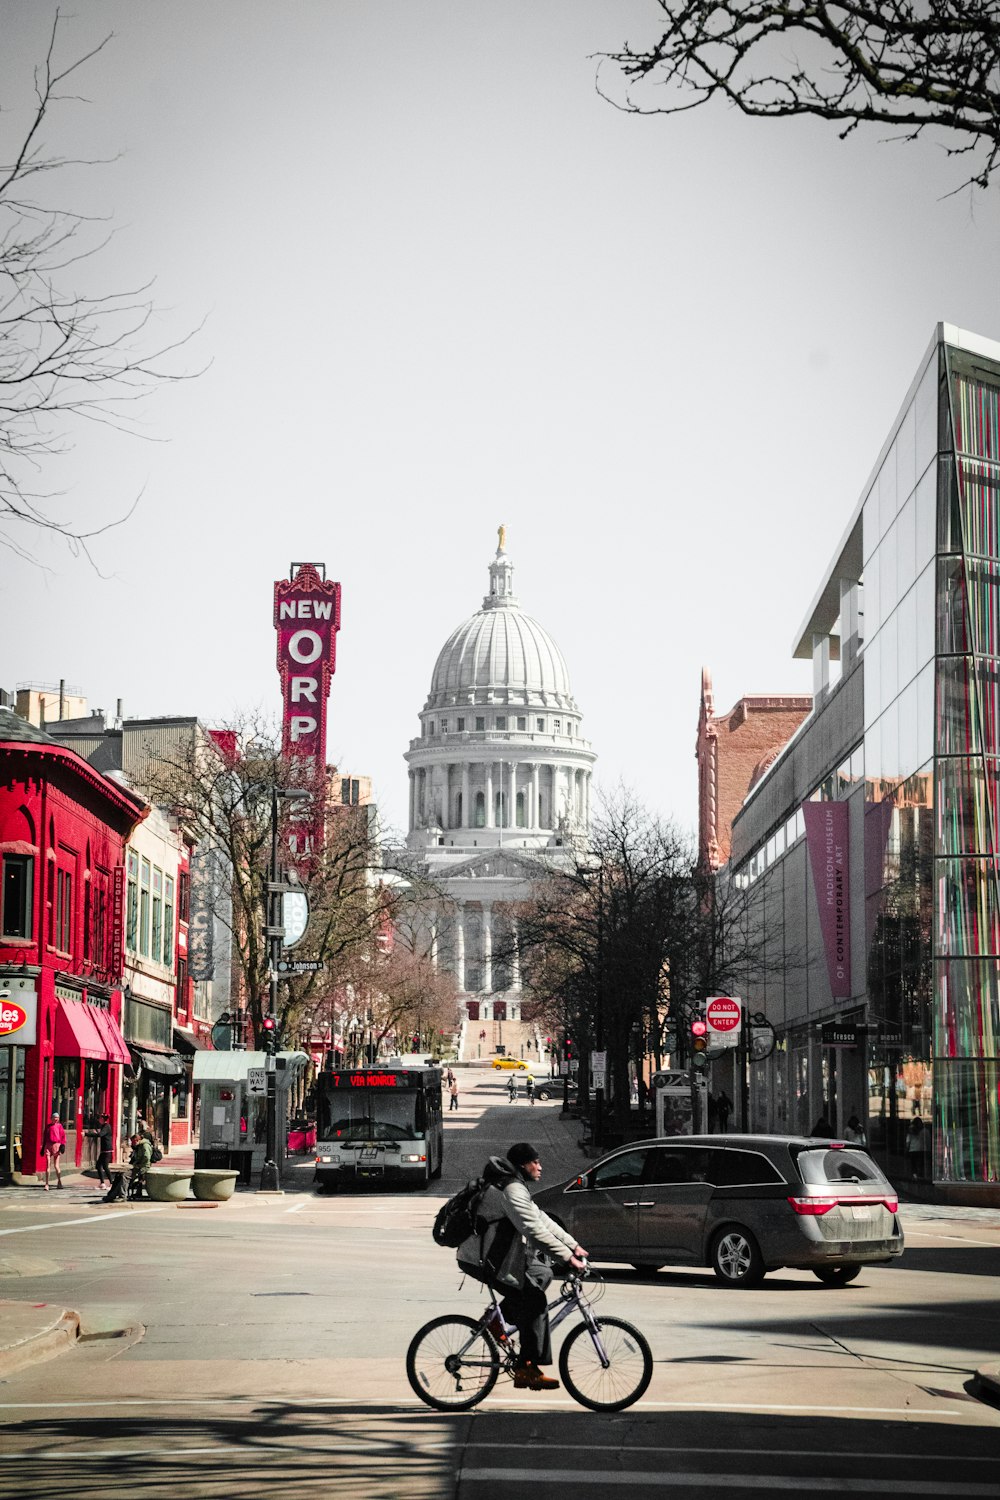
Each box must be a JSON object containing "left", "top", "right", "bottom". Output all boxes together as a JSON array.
[{"left": 313, "top": 1062, "right": 444, "bottom": 1190}]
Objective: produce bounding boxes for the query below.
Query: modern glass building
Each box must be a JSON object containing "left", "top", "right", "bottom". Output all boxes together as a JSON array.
[{"left": 725, "top": 325, "right": 999, "bottom": 1203}]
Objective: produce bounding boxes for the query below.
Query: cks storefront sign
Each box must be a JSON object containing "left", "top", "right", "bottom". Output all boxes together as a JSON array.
[
  {"left": 273, "top": 564, "right": 342, "bottom": 761},
  {"left": 0, "top": 983, "right": 38, "bottom": 1047},
  {"left": 803, "top": 800, "right": 852, "bottom": 999}
]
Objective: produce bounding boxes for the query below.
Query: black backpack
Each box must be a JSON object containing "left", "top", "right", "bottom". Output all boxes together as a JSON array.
[{"left": 432, "top": 1156, "right": 515, "bottom": 1248}]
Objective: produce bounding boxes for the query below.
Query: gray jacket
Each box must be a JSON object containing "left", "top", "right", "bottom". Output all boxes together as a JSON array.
[{"left": 501, "top": 1176, "right": 577, "bottom": 1263}]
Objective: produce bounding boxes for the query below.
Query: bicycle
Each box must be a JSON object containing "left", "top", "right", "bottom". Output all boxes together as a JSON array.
[{"left": 405, "top": 1268, "right": 653, "bottom": 1412}]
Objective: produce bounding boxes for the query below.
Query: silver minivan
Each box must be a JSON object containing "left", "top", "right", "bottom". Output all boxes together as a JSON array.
[{"left": 533, "top": 1134, "right": 904, "bottom": 1287}]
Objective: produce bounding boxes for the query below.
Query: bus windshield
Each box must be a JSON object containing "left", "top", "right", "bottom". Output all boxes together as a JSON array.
[{"left": 317, "top": 1088, "right": 421, "bottom": 1142}]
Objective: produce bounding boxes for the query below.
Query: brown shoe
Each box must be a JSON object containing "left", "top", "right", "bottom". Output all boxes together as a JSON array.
[{"left": 513, "top": 1364, "right": 560, "bottom": 1391}]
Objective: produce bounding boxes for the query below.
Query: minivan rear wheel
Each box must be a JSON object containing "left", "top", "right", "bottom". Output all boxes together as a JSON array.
[
  {"left": 711, "top": 1226, "right": 765, "bottom": 1287},
  {"left": 812, "top": 1265, "right": 861, "bottom": 1286}
]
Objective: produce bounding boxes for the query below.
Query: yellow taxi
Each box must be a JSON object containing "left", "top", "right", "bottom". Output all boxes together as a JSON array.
[{"left": 491, "top": 1057, "right": 529, "bottom": 1071}]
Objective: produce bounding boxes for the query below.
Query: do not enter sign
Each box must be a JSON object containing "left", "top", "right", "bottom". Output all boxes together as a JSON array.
[{"left": 706, "top": 997, "right": 742, "bottom": 1038}]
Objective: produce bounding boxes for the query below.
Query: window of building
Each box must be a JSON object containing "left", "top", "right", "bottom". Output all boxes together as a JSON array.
[
  {"left": 517, "top": 717, "right": 526, "bottom": 731},
  {"left": 536, "top": 718, "right": 544, "bottom": 732},
  {"left": 440, "top": 720, "right": 448, "bottom": 734},
  {"left": 126, "top": 851, "right": 139, "bottom": 952},
  {"left": 163, "top": 876, "right": 175, "bottom": 969},
  {"left": 457, "top": 717, "right": 466, "bottom": 731},
  {"left": 341, "top": 778, "right": 360, "bottom": 805},
  {"left": 475, "top": 791, "right": 486, "bottom": 828},
  {"left": 475, "top": 716, "right": 485, "bottom": 731},
  {"left": 496, "top": 716, "right": 507, "bottom": 730},
  {"left": 152, "top": 866, "right": 163, "bottom": 963},
  {"left": 139, "top": 858, "right": 151, "bottom": 957},
  {"left": 1, "top": 854, "right": 33, "bottom": 940},
  {"left": 179, "top": 868, "right": 190, "bottom": 924},
  {"left": 56, "top": 868, "right": 72, "bottom": 952},
  {"left": 554, "top": 718, "right": 562, "bottom": 733}
]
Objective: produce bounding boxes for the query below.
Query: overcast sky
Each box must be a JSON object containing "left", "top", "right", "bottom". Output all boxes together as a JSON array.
[{"left": 3, "top": 1, "right": 999, "bottom": 842}]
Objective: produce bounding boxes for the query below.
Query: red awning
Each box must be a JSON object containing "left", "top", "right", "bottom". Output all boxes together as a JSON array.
[
  {"left": 54, "top": 998, "right": 108, "bottom": 1061},
  {"left": 89, "top": 1006, "right": 131, "bottom": 1065}
]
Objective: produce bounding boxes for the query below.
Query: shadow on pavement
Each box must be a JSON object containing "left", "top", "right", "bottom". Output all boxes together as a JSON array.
[{"left": 4, "top": 1402, "right": 997, "bottom": 1500}]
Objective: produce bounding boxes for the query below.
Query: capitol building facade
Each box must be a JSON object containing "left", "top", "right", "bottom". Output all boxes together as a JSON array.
[{"left": 403, "top": 530, "right": 596, "bottom": 1029}]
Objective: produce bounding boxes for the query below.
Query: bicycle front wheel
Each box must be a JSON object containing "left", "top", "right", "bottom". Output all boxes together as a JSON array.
[
  {"left": 406, "top": 1315, "right": 500, "bottom": 1411},
  {"left": 558, "top": 1316, "right": 653, "bottom": 1412}
]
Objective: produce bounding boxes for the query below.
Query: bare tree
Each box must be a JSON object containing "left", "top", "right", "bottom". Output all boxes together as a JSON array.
[
  {"left": 133, "top": 713, "right": 390, "bottom": 1051},
  {"left": 1, "top": 11, "right": 196, "bottom": 562},
  {"left": 516, "top": 788, "right": 789, "bottom": 1135},
  {"left": 602, "top": 2, "right": 1000, "bottom": 190}
]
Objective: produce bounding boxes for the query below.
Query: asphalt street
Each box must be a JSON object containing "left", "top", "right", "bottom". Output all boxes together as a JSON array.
[{"left": 0, "top": 1071, "right": 997, "bottom": 1498}]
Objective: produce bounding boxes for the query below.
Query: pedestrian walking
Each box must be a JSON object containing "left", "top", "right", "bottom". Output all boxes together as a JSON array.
[
  {"left": 715, "top": 1091, "right": 732, "bottom": 1133},
  {"left": 448, "top": 1078, "right": 459, "bottom": 1112},
  {"left": 42, "top": 1111, "right": 66, "bottom": 1191}
]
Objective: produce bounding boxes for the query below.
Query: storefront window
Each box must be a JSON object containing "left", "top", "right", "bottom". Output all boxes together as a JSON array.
[
  {"left": 934, "top": 1059, "right": 1000, "bottom": 1183},
  {"left": 935, "top": 759, "right": 999, "bottom": 855},
  {"left": 1, "top": 855, "right": 33, "bottom": 939}
]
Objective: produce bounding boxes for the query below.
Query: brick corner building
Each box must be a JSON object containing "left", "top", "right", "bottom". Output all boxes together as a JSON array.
[{"left": 696, "top": 667, "right": 811, "bottom": 871}]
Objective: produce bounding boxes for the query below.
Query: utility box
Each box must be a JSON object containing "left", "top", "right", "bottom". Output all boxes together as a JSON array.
[{"left": 193, "top": 1050, "right": 308, "bottom": 1183}]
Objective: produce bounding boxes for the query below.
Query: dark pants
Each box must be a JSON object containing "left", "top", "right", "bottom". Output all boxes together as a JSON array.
[
  {"left": 449, "top": 1096, "right": 458, "bottom": 1110},
  {"left": 96, "top": 1149, "right": 112, "bottom": 1184},
  {"left": 500, "top": 1256, "right": 554, "bottom": 1366}
]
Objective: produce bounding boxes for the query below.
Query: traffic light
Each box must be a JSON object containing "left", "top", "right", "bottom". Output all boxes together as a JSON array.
[
  {"left": 564, "top": 1036, "right": 573, "bottom": 1061},
  {"left": 261, "top": 1015, "right": 277, "bottom": 1055},
  {"left": 690, "top": 1007, "right": 709, "bottom": 1071}
]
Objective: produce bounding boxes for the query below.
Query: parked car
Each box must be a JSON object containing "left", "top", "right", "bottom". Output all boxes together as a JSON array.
[
  {"left": 491, "top": 1057, "right": 529, "bottom": 1071},
  {"left": 533, "top": 1134, "right": 904, "bottom": 1287}
]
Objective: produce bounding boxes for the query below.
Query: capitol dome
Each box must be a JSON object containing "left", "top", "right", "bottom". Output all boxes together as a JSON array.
[
  {"left": 426, "top": 544, "right": 577, "bottom": 712},
  {"left": 404, "top": 529, "right": 595, "bottom": 851}
]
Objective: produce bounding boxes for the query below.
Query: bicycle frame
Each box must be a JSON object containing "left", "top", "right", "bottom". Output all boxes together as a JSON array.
[{"left": 476, "top": 1276, "right": 611, "bottom": 1370}]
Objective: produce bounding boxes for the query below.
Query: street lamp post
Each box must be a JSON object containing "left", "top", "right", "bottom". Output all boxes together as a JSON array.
[{"left": 259, "top": 785, "right": 310, "bottom": 1193}]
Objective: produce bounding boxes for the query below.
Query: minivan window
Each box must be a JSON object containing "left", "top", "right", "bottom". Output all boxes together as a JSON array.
[
  {"left": 711, "top": 1148, "right": 785, "bottom": 1186},
  {"left": 592, "top": 1151, "right": 647, "bottom": 1190},
  {"left": 793, "top": 1147, "right": 886, "bottom": 1186},
  {"left": 644, "top": 1147, "right": 712, "bottom": 1185}
]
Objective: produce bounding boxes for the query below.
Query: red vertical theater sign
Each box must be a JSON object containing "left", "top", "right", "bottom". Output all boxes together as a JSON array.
[
  {"left": 274, "top": 563, "right": 342, "bottom": 760},
  {"left": 803, "top": 800, "right": 851, "bottom": 998}
]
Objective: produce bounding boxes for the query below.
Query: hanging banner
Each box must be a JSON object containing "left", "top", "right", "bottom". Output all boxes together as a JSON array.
[{"left": 803, "top": 800, "right": 852, "bottom": 998}]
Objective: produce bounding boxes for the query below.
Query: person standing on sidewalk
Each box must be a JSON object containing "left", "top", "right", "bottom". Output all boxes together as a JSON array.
[
  {"left": 448, "top": 1077, "right": 459, "bottom": 1112},
  {"left": 92, "top": 1114, "right": 113, "bottom": 1186},
  {"left": 41, "top": 1111, "right": 66, "bottom": 1191}
]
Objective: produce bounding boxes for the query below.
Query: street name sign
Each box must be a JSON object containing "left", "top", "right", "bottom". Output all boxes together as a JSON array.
[{"left": 276, "top": 958, "right": 324, "bottom": 973}]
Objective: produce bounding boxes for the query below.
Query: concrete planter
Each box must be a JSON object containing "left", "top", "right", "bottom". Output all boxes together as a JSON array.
[
  {"left": 144, "top": 1169, "right": 193, "bottom": 1203},
  {"left": 192, "top": 1169, "right": 239, "bottom": 1202}
]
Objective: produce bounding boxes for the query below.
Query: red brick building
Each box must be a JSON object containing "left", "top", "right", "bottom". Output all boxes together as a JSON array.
[
  {"left": 0, "top": 708, "right": 145, "bottom": 1178},
  {"left": 696, "top": 668, "right": 811, "bottom": 871}
]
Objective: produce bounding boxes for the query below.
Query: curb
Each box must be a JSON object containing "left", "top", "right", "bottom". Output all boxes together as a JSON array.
[
  {"left": 0, "top": 1308, "right": 81, "bottom": 1379},
  {"left": 972, "top": 1365, "right": 1000, "bottom": 1408}
]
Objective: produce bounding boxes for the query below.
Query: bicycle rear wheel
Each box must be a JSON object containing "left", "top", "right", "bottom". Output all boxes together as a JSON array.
[
  {"left": 406, "top": 1315, "right": 500, "bottom": 1411},
  {"left": 558, "top": 1316, "right": 653, "bottom": 1412}
]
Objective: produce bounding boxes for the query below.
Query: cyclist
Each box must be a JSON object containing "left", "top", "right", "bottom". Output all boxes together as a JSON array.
[
  {"left": 525, "top": 1073, "right": 535, "bottom": 1105},
  {"left": 496, "top": 1142, "right": 588, "bottom": 1391},
  {"left": 506, "top": 1075, "right": 517, "bottom": 1104}
]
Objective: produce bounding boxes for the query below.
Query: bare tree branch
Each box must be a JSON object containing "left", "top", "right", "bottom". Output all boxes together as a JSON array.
[
  {"left": 0, "top": 10, "right": 202, "bottom": 562},
  {"left": 600, "top": 2, "right": 1000, "bottom": 191}
]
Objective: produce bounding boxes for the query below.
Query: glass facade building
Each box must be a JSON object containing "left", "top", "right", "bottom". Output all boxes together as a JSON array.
[{"left": 727, "top": 325, "right": 1000, "bottom": 1202}]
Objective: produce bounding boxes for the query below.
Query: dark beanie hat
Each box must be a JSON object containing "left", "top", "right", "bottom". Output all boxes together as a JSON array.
[{"left": 508, "top": 1142, "right": 539, "bottom": 1169}]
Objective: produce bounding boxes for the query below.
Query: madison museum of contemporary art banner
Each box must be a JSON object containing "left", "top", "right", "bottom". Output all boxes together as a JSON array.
[{"left": 803, "top": 800, "right": 852, "bottom": 998}]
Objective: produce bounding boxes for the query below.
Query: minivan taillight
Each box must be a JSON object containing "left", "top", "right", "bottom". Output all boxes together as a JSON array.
[
  {"left": 787, "top": 1196, "right": 838, "bottom": 1215},
  {"left": 882, "top": 1195, "right": 899, "bottom": 1214}
]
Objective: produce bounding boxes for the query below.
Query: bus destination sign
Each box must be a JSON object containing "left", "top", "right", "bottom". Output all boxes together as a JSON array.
[{"left": 327, "top": 1071, "right": 421, "bottom": 1089}]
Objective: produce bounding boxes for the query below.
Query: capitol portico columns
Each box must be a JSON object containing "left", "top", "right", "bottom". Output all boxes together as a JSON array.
[
  {"left": 455, "top": 908, "right": 466, "bottom": 991},
  {"left": 486, "top": 764, "right": 495, "bottom": 828},
  {"left": 462, "top": 764, "right": 470, "bottom": 830},
  {"left": 530, "top": 763, "right": 539, "bottom": 829},
  {"left": 482, "top": 902, "right": 493, "bottom": 994}
]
